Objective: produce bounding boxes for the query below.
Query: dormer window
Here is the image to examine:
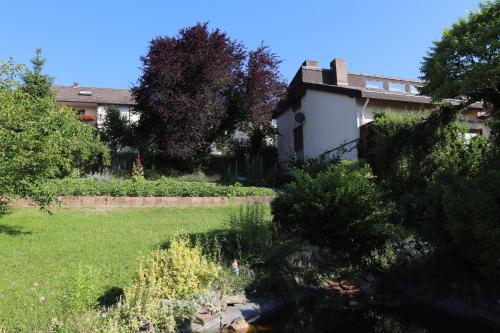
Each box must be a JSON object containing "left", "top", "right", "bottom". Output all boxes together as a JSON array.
[
  {"left": 365, "top": 80, "right": 384, "bottom": 90},
  {"left": 388, "top": 82, "right": 406, "bottom": 93},
  {"left": 409, "top": 85, "right": 420, "bottom": 94},
  {"left": 78, "top": 90, "right": 93, "bottom": 96}
]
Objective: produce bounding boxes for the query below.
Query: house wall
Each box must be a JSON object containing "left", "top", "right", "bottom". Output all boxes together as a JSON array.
[
  {"left": 97, "top": 105, "right": 138, "bottom": 128},
  {"left": 276, "top": 89, "right": 360, "bottom": 165},
  {"left": 276, "top": 106, "right": 296, "bottom": 166},
  {"left": 357, "top": 98, "right": 490, "bottom": 136},
  {"left": 358, "top": 98, "right": 430, "bottom": 124},
  {"left": 58, "top": 102, "right": 98, "bottom": 126},
  {"left": 301, "top": 89, "right": 359, "bottom": 160}
]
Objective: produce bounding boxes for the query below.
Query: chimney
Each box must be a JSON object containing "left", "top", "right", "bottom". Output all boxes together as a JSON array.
[
  {"left": 302, "top": 60, "right": 321, "bottom": 69},
  {"left": 330, "top": 58, "right": 348, "bottom": 86}
]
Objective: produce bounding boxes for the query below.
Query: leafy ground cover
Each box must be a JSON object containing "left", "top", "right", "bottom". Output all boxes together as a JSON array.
[
  {"left": 0, "top": 206, "right": 238, "bottom": 331},
  {"left": 45, "top": 178, "right": 276, "bottom": 197}
]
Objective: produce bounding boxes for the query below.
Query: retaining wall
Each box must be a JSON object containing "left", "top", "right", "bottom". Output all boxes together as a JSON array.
[{"left": 11, "top": 196, "right": 275, "bottom": 208}]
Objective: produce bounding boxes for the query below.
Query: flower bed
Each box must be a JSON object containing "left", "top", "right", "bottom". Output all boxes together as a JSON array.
[{"left": 45, "top": 178, "right": 276, "bottom": 197}]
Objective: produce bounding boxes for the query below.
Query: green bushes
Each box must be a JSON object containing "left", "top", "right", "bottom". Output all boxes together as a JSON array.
[
  {"left": 130, "top": 237, "right": 220, "bottom": 301},
  {"left": 45, "top": 177, "right": 276, "bottom": 197},
  {"left": 272, "top": 160, "right": 397, "bottom": 263},
  {"left": 442, "top": 169, "right": 500, "bottom": 280},
  {"left": 360, "top": 108, "right": 500, "bottom": 282}
]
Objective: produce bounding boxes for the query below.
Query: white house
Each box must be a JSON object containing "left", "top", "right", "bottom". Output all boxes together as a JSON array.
[
  {"left": 52, "top": 83, "right": 138, "bottom": 127},
  {"left": 274, "top": 58, "right": 488, "bottom": 167}
]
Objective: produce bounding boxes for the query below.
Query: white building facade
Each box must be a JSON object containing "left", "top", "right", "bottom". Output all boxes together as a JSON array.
[
  {"left": 274, "top": 58, "right": 488, "bottom": 167},
  {"left": 53, "top": 83, "right": 138, "bottom": 127}
]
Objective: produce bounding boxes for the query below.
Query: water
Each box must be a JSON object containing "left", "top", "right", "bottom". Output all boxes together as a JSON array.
[{"left": 249, "top": 300, "right": 499, "bottom": 333}]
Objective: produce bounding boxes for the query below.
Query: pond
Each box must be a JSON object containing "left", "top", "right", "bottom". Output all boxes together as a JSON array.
[{"left": 249, "top": 300, "right": 499, "bottom": 333}]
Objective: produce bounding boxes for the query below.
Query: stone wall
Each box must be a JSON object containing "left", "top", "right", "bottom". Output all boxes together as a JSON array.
[{"left": 11, "top": 196, "right": 275, "bottom": 208}]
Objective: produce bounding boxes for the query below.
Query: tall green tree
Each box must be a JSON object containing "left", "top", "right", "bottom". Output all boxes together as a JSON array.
[
  {"left": 0, "top": 59, "right": 109, "bottom": 210},
  {"left": 420, "top": 1, "right": 500, "bottom": 120},
  {"left": 20, "top": 48, "right": 54, "bottom": 98},
  {"left": 99, "top": 106, "right": 135, "bottom": 150}
]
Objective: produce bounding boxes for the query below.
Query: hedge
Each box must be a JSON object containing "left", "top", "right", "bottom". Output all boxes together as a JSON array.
[{"left": 44, "top": 178, "right": 276, "bottom": 197}]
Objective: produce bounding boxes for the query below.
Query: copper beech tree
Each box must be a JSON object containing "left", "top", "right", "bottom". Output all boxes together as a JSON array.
[{"left": 132, "top": 23, "right": 286, "bottom": 161}]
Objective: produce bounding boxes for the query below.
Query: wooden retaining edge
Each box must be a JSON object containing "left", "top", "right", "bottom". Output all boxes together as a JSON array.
[{"left": 10, "top": 196, "right": 275, "bottom": 208}]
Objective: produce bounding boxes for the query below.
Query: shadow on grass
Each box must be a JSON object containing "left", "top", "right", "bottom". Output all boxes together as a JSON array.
[
  {"left": 98, "top": 286, "right": 124, "bottom": 307},
  {"left": 0, "top": 224, "right": 31, "bottom": 236}
]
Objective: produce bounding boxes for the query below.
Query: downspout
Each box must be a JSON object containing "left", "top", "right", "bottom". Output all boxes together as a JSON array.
[{"left": 361, "top": 98, "right": 370, "bottom": 126}]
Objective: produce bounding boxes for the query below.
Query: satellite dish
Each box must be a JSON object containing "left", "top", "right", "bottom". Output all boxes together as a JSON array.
[{"left": 294, "top": 112, "right": 306, "bottom": 123}]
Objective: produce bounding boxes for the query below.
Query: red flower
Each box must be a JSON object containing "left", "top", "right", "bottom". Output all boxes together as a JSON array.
[
  {"left": 135, "top": 152, "right": 142, "bottom": 166},
  {"left": 79, "top": 114, "right": 96, "bottom": 121}
]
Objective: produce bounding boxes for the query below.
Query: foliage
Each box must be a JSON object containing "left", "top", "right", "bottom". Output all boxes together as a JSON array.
[
  {"left": 99, "top": 106, "right": 135, "bottom": 150},
  {"left": 361, "top": 108, "right": 499, "bottom": 282},
  {"left": 45, "top": 177, "right": 276, "bottom": 197},
  {"left": 224, "top": 203, "right": 273, "bottom": 263},
  {"left": 441, "top": 168, "right": 500, "bottom": 280},
  {"left": 84, "top": 237, "right": 221, "bottom": 332},
  {"left": 272, "top": 160, "right": 397, "bottom": 262},
  {"left": 0, "top": 206, "right": 232, "bottom": 330},
  {"left": 363, "top": 235, "right": 434, "bottom": 274},
  {"left": 20, "top": 48, "right": 54, "bottom": 98},
  {"left": 63, "top": 265, "right": 100, "bottom": 313},
  {"left": 133, "top": 22, "right": 286, "bottom": 161},
  {"left": 131, "top": 152, "right": 145, "bottom": 181},
  {"left": 420, "top": 0, "right": 500, "bottom": 140},
  {"left": 0, "top": 60, "right": 109, "bottom": 209},
  {"left": 130, "top": 237, "right": 220, "bottom": 300}
]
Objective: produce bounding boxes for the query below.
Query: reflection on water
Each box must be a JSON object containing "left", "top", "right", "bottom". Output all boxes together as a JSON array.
[{"left": 250, "top": 300, "right": 499, "bottom": 333}]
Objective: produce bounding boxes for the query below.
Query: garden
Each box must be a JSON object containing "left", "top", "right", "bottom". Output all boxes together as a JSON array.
[{"left": 1, "top": 2, "right": 499, "bottom": 332}]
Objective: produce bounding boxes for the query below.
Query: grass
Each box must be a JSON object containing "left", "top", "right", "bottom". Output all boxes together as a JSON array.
[{"left": 0, "top": 206, "right": 236, "bottom": 332}]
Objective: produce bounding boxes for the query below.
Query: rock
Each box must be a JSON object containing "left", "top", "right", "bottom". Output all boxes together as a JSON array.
[
  {"left": 161, "top": 299, "right": 172, "bottom": 308},
  {"left": 194, "top": 308, "right": 216, "bottom": 325},
  {"left": 222, "top": 294, "right": 247, "bottom": 306},
  {"left": 136, "top": 319, "right": 155, "bottom": 333},
  {"left": 222, "top": 317, "right": 249, "bottom": 333},
  {"left": 364, "top": 273, "right": 375, "bottom": 282}
]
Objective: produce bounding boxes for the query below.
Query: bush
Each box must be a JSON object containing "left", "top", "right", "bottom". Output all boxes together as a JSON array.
[
  {"left": 130, "top": 237, "right": 220, "bottom": 301},
  {"left": 360, "top": 107, "right": 499, "bottom": 283},
  {"left": 44, "top": 177, "right": 276, "bottom": 197},
  {"left": 63, "top": 265, "right": 100, "bottom": 313},
  {"left": 224, "top": 204, "right": 273, "bottom": 263},
  {"left": 272, "top": 160, "right": 397, "bottom": 263},
  {"left": 442, "top": 169, "right": 500, "bottom": 280}
]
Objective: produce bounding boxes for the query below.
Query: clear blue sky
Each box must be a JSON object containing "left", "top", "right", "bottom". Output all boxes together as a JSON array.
[{"left": 0, "top": 0, "right": 481, "bottom": 88}]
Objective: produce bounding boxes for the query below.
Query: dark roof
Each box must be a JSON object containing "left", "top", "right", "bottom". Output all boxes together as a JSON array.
[
  {"left": 274, "top": 64, "right": 482, "bottom": 117},
  {"left": 52, "top": 85, "right": 135, "bottom": 106}
]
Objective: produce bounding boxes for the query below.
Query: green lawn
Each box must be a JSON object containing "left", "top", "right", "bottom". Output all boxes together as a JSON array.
[{"left": 0, "top": 206, "right": 235, "bottom": 332}]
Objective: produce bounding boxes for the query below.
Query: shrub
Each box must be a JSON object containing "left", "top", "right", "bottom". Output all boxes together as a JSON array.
[
  {"left": 129, "top": 237, "right": 220, "bottom": 301},
  {"left": 45, "top": 177, "right": 276, "bottom": 197},
  {"left": 360, "top": 108, "right": 499, "bottom": 282},
  {"left": 272, "top": 160, "right": 397, "bottom": 263},
  {"left": 224, "top": 203, "right": 273, "bottom": 263},
  {"left": 63, "top": 265, "right": 100, "bottom": 313},
  {"left": 442, "top": 169, "right": 500, "bottom": 280}
]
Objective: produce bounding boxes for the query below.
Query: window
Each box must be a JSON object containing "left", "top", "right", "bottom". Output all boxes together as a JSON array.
[
  {"left": 409, "top": 85, "right": 420, "bottom": 94},
  {"left": 293, "top": 125, "right": 303, "bottom": 152},
  {"left": 365, "top": 80, "right": 384, "bottom": 90},
  {"left": 76, "top": 109, "right": 85, "bottom": 115},
  {"left": 388, "top": 82, "right": 406, "bottom": 93},
  {"left": 118, "top": 107, "right": 129, "bottom": 119}
]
